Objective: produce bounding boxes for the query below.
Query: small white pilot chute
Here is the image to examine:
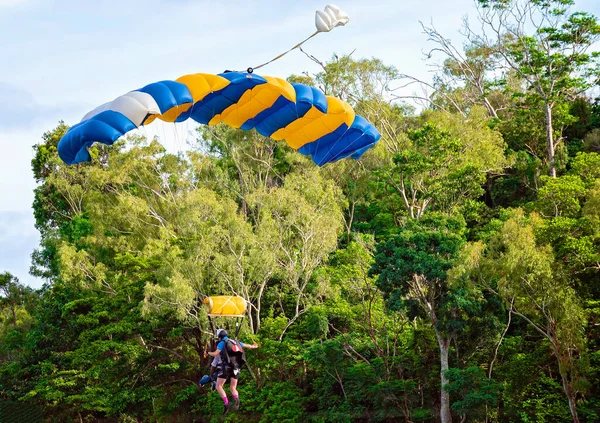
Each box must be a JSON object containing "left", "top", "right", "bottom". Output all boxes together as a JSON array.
[
  {"left": 315, "top": 4, "right": 350, "bottom": 33},
  {"left": 249, "top": 4, "right": 351, "bottom": 72}
]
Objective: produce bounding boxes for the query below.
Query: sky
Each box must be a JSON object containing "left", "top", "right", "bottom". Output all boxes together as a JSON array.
[{"left": 1, "top": 0, "right": 599, "bottom": 289}]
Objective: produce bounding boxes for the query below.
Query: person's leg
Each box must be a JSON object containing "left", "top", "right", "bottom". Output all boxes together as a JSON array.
[
  {"left": 230, "top": 376, "right": 239, "bottom": 410},
  {"left": 215, "top": 377, "right": 229, "bottom": 413},
  {"left": 229, "top": 377, "right": 238, "bottom": 398}
]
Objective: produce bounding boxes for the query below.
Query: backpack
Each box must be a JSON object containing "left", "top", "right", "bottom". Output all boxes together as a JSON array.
[{"left": 222, "top": 339, "right": 246, "bottom": 372}]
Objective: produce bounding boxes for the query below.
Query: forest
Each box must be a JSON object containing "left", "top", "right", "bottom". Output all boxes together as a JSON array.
[{"left": 1, "top": 0, "right": 600, "bottom": 421}]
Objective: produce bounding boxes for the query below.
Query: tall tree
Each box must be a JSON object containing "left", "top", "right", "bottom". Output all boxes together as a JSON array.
[
  {"left": 385, "top": 108, "right": 508, "bottom": 218},
  {"left": 472, "top": 0, "right": 600, "bottom": 177},
  {"left": 462, "top": 209, "right": 588, "bottom": 422},
  {"left": 248, "top": 167, "right": 345, "bottom": 340},
  {"left": 422, "top": 22, "right": 503, "bottom": 118},
  {"left": 372, "top": 213, "right": 468, "bottom": 423}
]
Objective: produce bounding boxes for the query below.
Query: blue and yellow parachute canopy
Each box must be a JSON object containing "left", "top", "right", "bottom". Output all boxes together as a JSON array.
[
  {"left": 203, "top": 296, "right": 247, "bottom": 318},
  {"left": 57, "top": 72, "right": 380, "bottom": 166}
]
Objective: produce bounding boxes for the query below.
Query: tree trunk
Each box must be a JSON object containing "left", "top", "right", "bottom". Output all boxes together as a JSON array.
[
  {"left": 563, "top": 382, "right": 580, "bottom": 423},
  {"left": 483, "top": 97, "right": 498, "bottom": 119},
  {"left": 545, "top": 103, "right": 556, "bottom": 178},
  {"left": 437, "top": 334, "right": 452, "bottom": 423},
  {"left": 556, "top": 350, "right": 580, "bottom": 423},
  {"left": 254, "top": 278, "right": 268, "bottom": 334},
  {"left": 513, "top": 307, "right": 582, "bottom": 423}
]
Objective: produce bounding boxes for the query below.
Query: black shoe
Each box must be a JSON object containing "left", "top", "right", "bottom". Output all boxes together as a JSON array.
[
  {"left": 232, "top": 397, "right": 240, "bottom": 411},
  {"left": 223, "top": 403, "right": 230, "bottom": 415}
]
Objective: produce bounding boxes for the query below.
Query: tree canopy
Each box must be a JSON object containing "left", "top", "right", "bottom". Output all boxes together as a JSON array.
[{"left": 2, "top": 1, "right": 600, "bottom": 421}]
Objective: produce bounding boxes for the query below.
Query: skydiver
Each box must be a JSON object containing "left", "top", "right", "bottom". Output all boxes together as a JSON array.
[{"left": 207, "top": 328, "right": 258, "bottom": 414}]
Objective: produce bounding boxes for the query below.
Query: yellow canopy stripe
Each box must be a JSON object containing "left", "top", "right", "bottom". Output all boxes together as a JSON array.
[
  {"left": 209, "top": 76, "right": 296, "bottom": 128},
  {"left": 271, "top": 96, "right": 355, "bottom": 149}
]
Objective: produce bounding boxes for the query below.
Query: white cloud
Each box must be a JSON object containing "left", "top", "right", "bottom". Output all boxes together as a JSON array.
[
  {"left": 0, "top": 0, "right": 27, "bottom": 7},
  {"left": 0, "top": 128, "right": 40, "bottom": 212},
  {"left": 0, "top": 82, "right": 39, "bottom": 130},
  {"left": 0, "top": 82, "right": 86, "bottom": 132},
  {"left": 0, "top": 210, "right": 41, "bottom": 288}
]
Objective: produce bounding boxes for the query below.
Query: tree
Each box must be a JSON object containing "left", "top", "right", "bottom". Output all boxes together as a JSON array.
[
  {"left": 18, "top": 128, "right": 206, "bottom": 420},
  {"left": 0, "top": 273, "right": 34, "bottom": 324},
  {"left": 0, "top": 272, "right": 37, "bottom": 366},
  {"left": 421, "top": 21, "right": 503, "bottom": 118},
  {"left": 472, "top": 0, "right": 600, "bottom": 177},
  {"left": 418, "top": 0, "right": 600, "bottom": 176},
  {"left": 385, "top": 109, "right": 508, "bottom": 218},
  {"left": 372, "top": 213, "right": 468, "bottom": 423},
  {"left": 466, "top": 209, "right": 588, "bottom": 422},
  {"left": 535, "top": 152, "right": 600, "bottom": 291},
  {"left": 248, "top": 167, "right": 345, "bottom": 340}
]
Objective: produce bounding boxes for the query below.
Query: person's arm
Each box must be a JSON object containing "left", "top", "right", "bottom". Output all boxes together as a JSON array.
[
  {"left": 208, "top": 340, "right": 225, "bottom": 357},
  {"left": 208, "top": 348, "right": 221, "bottom": 357},
  {"left": 243, "top": 342, "right": 259, "bottom": 349}
]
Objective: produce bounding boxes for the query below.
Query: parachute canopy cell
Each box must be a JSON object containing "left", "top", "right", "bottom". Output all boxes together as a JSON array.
[
  {"left": 203, "top": 296, "right": 247, "bottom": 318},
  {"left": 57, "top": 72, "right": 380, "bottom": 166}
]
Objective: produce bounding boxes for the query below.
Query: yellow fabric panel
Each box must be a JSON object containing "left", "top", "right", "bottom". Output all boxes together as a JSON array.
[
  {"left": 209, "top": 76, "right": 296, "bottom": 128},
  {"left": 157, "top": 103, "right": 193, "bottom": 123},
  {"left": 270, "top": 106, "right": 322, "bottom": 141},
  {"left": 203, "top": 296, "right": 247, "bottom": 317},
  {"left": 176, "top": 73, "right": 231, "bottom": 102},
  {"left": 271, "top": 97, "right": 355, "bottom": 149},
  {"left": 265, "top": 76, "right": 296, "bottom": 102},
  {"left": 143, "top": 103, "right": 191, "bottom": 124},
  {"left": 144, "top": 74, "right": 230, "bottom": 125}
]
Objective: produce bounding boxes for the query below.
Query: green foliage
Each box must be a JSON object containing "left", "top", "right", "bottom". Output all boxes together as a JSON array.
[
  {"left": 584, "top": 128, "right": 600, "bottom": 152},
  {"left": 4, "top": 18, "right": 600, "bottom": 422},
  {"left": 536, "top": 174, "right": 587, "bottom": 217},
  {"left": 373, "top": 213, "right": 466, "bottom": 310},
  {"left": 445, "top": 367, "right": 501, "bottom": 418},
  {"left": 473, "top": 0, "right": 600, "bottom": 177},
  {"left": 245, "top": 382, "right": 305, "bottom": 423},
  {"left": 570, "top": 152, "right": 600, "bottom": 183},
  {"left": 386, "top": 110, "right": 507, "bottom": 218}
]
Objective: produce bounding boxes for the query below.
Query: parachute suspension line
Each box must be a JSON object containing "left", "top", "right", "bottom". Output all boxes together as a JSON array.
[
  {"left": 205, "top": 314, "right": 216, "bottom": 360},
  {"left": 235, "top": 317, "right": 242, "bottom": 338},
  {"left": 207, "top": 315, "right": 215, "bottom": 335},
  {"left": 249, "top": 31, "right": 319, "bottom": 73},
  {"left": 173, "top": 121, "right": 186, "bottom": 160},
  {"left": 170, "top": 122, "right": 178, "bottom": 156},
  {"left": 247, "top": 4, "right": 350, "bottom": 72},
  {"left": 207, "top": 314, "right": 216, "bottom": 340}
]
